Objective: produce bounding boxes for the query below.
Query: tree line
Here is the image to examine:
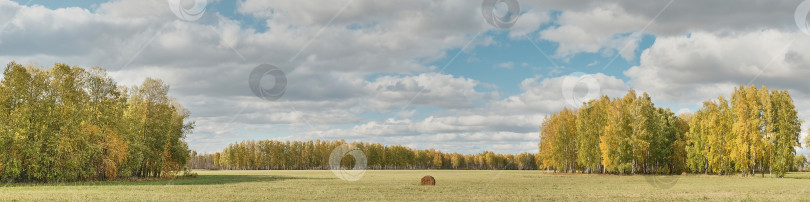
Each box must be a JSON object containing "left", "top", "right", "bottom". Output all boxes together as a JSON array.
[
  {"left": 538, "top": 86, "right": 808, "bottom": 177},
  {"left": 189, "top": 140, "right": 538, "bottom": 170},
  {"left": 539, "top": 90, "right": 688, "bottom": 175},
  {"left": 687, "top": 86, "right": 802, "bottom": 177},
  {"left": 0, "top": 62, "right": 194, "bottom": 182}
]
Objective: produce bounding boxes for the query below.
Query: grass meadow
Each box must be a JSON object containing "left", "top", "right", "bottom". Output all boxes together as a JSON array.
[{"left": 1, "top": 170, "right": 809, "bottom": 201}]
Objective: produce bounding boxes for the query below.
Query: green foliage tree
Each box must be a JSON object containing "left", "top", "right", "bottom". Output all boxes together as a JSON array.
[
  {"left": 553, "top": 108, "right": 578, "bottom": 172},
  {"left": 0, "top": 62, "right": 192, "bottom": 182},
  {"left": 541, "top": 90, "right": 686, "bottom": 174},
  {"left": 539, "top": 86, "right": 801, "bottom": 177},
  {"left": 686, "top": 101, "right": 711, "bottom": 174},
  {"left": 731, "top": 85, "right": 758, "bottom": 176},
  {"left": 766, "top": 90, "right": 802, "bottom": 177},
  {"left": 576, "top": 96, "right": 608, "bottom": 173},
  {"left": 793, "top": 154, "right": 808, "bottom": 172},
  {"left": 195, "top": 140, "right": 536, "bottom": 170}
]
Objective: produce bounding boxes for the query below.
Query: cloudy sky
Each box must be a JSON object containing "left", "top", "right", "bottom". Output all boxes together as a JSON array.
[{"left": 2, "top": 0, "right": 810, "bottom": 155}]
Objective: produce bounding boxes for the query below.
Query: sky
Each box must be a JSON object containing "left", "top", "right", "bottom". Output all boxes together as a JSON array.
[{"left": 1, "top": 0, "right": 810, "bottom": 155}]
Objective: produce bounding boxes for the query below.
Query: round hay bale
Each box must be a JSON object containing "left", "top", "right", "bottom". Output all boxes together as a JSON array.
[{"left": 420, "top": 175, "right": 436, "bottom": 186}]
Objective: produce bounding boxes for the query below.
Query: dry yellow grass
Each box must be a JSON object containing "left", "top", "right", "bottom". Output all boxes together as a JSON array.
[{"left": 1, "top": 170, "right": 809, "bottom": 201}]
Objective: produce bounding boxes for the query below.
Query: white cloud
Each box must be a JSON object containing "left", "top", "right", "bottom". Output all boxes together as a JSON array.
[
  {"left": 493, "top": 73, "right": 629, "bottom": 113},
  {"left": 625, "top": 31, "right": 810, "bottom": 104},
  {"left": 507, "top": 10, "right": 551, "bottom": 39},
  {"left": 366, "top": 73, "right": 497, "bottom": 110},
  {"left": 525, "top": 0, "right": 800, "bottom": 35},
  {"left": 676, "top": 108, "right": 692, "bottom": 115},
  {"left": 539, "top": 4, "right": 647, "bottom": 61},
  {"left": 285, "top": 114, "right": 545, "bottom": 154},
  {"left": 494, "top": 61, "right": 515, "bottom": 69},
  {"left": 529, "top": 0, "right": 803, "bottom": 62}
]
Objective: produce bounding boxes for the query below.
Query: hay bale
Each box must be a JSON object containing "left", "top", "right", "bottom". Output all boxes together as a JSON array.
[{"left": 420, "top": 175, "right": 436, "bottom": 186}]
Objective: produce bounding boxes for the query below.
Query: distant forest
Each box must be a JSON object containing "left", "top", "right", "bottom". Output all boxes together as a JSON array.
[
  {"left": 189, "top": 140, "right": 538, "bottom": 170},
  {"left": 0, "top": 62, "right": 193, "bottom": 183}
]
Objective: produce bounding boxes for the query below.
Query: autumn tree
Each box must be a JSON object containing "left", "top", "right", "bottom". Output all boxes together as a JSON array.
[
  {"left": 682, "top": 85, "right": 801, "bottom": 177},
  {"left": 539, "top": 86, "right": 798, "bottom": 176},
  {"left": 794, "top": 154, "right": 808, "bottom": 172},
  {"left": 201, "top": 139, "right": 537, "bottom": 171},
  {"left": 766, "top": 90, "right": 802, "bottom": 177},
  {"left": 576, "top": 96, "right": 608, "bottom": 173},
  {"left": 0, "top": 62, "right": 193, "bottom": 182}
]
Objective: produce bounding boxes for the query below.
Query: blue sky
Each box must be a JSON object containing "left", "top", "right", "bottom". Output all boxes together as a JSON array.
[{"left": 2, "top": 0, "right": 810, "bottom": 155}]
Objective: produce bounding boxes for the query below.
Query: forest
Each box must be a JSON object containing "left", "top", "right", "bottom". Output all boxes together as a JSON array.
[
  {"left": 190, "top": 137, "right": 808, "bottom": 173},
  {"left": 0, "top": 62, "right": 193, "bottom": 182},
  {"left": 189, "top": 140, "right": 538, "bottom": 170},
  {"left": 538, "top": 86, "right": 809, "bottom": 177}
]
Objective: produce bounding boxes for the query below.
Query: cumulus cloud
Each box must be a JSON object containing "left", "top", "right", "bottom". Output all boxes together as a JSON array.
[
  {"left": 625, "top": 30, "right": 810, "bottom": 104},
  {"left": 525, "top": 0, "right": 799, "bottom": 35},
  {"left": 4, "top": 0, "right": 810, "bottom": 155},
  {"left": 507, "top": 10, "right": 551, "bottom": 39},
  {"left": 539, "top": 4, "right": 647, "bottom": 61},
  {"left": 301, "top": 114, "right": 544, "bottom": 138},
  {"left": 493, "top": 73, "right": 630, "bottom": 113},
  {"left": 366, "top": 73, "right": 497, "bottom": 110},
  {"left": 528, "top": 0, "right": 803, "bottom": 61}
]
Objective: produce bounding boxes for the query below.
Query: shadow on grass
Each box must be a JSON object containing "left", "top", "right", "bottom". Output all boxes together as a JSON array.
[
  {"left": 784, "top": 172, "right": 810, "bottom": 180},
  {"left": 3, "top": 175, "right": 331, "bottom": 187}
]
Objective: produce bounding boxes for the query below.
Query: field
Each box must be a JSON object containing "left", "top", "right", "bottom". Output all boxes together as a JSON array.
[{"left": 1, "top": 170, "right": 809, "bottom": 201}]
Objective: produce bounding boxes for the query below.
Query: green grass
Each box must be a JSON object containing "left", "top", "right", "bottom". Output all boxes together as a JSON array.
[{"left": 1, "top": 170, "right": 809, "bottom": 201}]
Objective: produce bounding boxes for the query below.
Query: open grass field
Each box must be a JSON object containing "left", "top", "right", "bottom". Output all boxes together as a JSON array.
[{"left": 1, "top": 170, "right": 809, "bottom": 201}]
